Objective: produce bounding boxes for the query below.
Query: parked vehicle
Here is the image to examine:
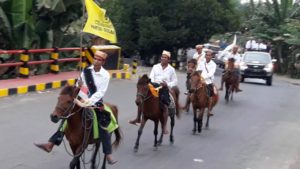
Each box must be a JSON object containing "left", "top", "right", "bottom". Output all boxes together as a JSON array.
[{"left": 239, "top": 51, "right": 276, "bottom": 86}]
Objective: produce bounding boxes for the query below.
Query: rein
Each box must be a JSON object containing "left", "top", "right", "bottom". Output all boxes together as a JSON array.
[
  {"left": 136, "top": 86, "right": 152, "bottom": 104},
  {"left": 56, "top": 101, "right": 83, "bottom": 120}
]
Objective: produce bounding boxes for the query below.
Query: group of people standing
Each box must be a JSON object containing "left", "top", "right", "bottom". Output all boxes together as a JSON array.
[{"left": 245, "top": 37, "right": 271, "bottom": 53}]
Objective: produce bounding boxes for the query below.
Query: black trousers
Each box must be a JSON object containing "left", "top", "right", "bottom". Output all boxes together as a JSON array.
[{"left": 206, "top": 83, "right": 214, "bottom": 97}]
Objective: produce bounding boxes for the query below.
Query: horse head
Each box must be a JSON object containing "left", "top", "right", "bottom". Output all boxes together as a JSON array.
[
  {"left": 135, "top": 74, "right": 151, "bottom": 106},
  {"left": 227, "top": 58, "right": 235, "bottom": 70},
  {"left": 190, "top": 71, "right": 206, "bottom": 92},
  {"left": 50, "top": 84, "right": 80, "bottom": 123}
]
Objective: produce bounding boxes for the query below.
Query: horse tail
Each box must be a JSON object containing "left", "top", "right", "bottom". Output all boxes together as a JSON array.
[
  {"left": 109, "top": 104, "right": 122, "bottom": 149},
  {"left": 172, "top": 86, "right": 181, "bottom": 119}
]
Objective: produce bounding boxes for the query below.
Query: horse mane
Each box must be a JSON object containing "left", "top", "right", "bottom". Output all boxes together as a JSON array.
[
  {"left": 60, "top": 85, "right": 79, "bottom": 97},
  {"left": 228, "top": 58, "right": 235, "bottom": 63},
  {"left": 138, "top": 74, "right": 150, "bottom": 85},
  {"left": 191, "top": 70, "right": 202, "bottom": 78}
]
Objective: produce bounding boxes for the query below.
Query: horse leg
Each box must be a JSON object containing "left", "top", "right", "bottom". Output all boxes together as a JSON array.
[
  {"left": 153, "top": 120, "right": 159, "bottom": 150},
  {"left": 69, "top": 145, "right": 82, "bottom": 169},
  {"left": 158, "top": 116, "right": 164, "bottom": 145},
  {"left": 230, "top": 87, "right": 234, "bottom": 100},
  {"left": 205, "top": 108, "right": 210, "bottom": 129},
  {"left": 169, "top": 110, "right": 175, "bottom": 144},
  {"left": 134, "top": 119, "right": 146, "bottom": 152},
  {"left": 225, "top": 85, "right": 229, "bottom": 103},
  {"left": 198, "top": 109, "right": 204, "bottom": 133},
  {"left": 101, "top": 154, "right": 106, "bottom": 169},
  {"left": 90, "top": 141, "right": 100, "bottom": 169},
  {"left": 193, "top": 108, "right": 197, "bottom": 134}
]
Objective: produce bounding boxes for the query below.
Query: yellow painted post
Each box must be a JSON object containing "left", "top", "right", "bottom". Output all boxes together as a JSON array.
[
  {"left": 19, "top": 50, "right": 29, "bottom": 78},
  {"left": 50, "top": 48, "right": 59, "bottom": 74},
  {"left": 132, "top": 59, "right": 138, "bottom": 75},
  {"left": 123, "top": 64, "right": 129, "bottom": 71},
  {"left": 80, "top": 47, "right": 87, "bottom": 69}
]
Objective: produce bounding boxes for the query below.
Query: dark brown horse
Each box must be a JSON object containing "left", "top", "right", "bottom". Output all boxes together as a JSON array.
[
  {"left": 223, "top": 58, "right": 239, "bottom": 102},
  {"left": 50, "top": 85, "right": 121, "bottom": 169},
  {"left": 190, "top": 71, "right": 219, "bottom": 134},
  {"left": 134, "top": 74, "right": 180, "bottom": 152}
]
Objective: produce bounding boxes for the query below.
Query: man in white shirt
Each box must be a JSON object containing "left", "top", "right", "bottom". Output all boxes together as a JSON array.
[
  {"left": 129, "top": 50, "right": 178, "bottom": 134},
  {"left": 219, "top": 45, "right": 242, "bottom": 92},
  {"left": 35, "top": 51, "right": 117, "bottom": 164},
  {"left": 197, "top": 49, "right": 217, "bottom": 116},
  {"left": 193, "top": 44, "right": 206, "bottom": 66},
  {"left": 245, "top": 37, "right": 257, "bottom": 51}
]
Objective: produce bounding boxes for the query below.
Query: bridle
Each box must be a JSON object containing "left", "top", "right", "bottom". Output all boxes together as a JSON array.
[
  {"left": 55, "top": 93, "right": 83, "bottom": 120},
  {"left": 136, "top": 84, "right": 152, "bottom": 105}
]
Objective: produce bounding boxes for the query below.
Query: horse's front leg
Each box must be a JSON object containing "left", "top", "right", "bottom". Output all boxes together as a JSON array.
[
  {"left": 193, "top": 107, "right": 197, "bottom": 134},
  {"left": 153, "top": 120, "right": 159, "bottom": 150},
  {"left": 198, "top": 109, "right": 205, "bottom": 133},
  {"left": 101, "top": 154, "right": 106, "bottom": 169},
  {"left": 90, "top": 141, "right": 100, "bottom": 169},
  {"left": 158, "top": 116, "right": 164, "bottom": 145},
  {"left": 69, "top": 144, "right": 82, "bottom": 169},
  {"left": 134, "top": 118, "right": 146, "bottom": 153}
]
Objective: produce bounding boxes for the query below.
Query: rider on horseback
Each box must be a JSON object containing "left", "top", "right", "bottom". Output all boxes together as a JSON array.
[
  {"left": 184, "top": 58, "right": 197, "bottom": 112},
  {"left": 219, "top": 45, "right": 242, "bottom": 92},
  {"left": 34, "top": 51, "right": 117, "bottom": 165},
  {"left": 129, "top": 50, "right": 178, "bottom": 134},
  {"left": 196, "top": 49, "right": 217, "bottom": 116}
]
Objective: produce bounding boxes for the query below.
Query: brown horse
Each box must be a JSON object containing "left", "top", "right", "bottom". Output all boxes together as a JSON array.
[
  {"left": 190, "top": 71, "right": 219, "bottom": 134},
  {"left": 223, "top": 58, "right": 239, "bottom": 102},
  {"left": 134, "top": 74, "right": 180, "bottom": 152},
  {"left": 50, "top": 85, "right": 121, "bottom": 169}
]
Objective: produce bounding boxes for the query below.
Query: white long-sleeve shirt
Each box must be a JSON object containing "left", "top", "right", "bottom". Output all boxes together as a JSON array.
[
  {"left": 224, "top": 52, "right": 241, "bottom": 67},
  {"left": 197, "top": 60, "right": 217, "bottom": 84},
  {"left": 193, "top": 51, "right": 206, "bottom": 66},
  {"left": 149, "top": 63, "right": 178, "bottom": 88},
  {"left": 80, "top": 65, "right": 110, "bottom": 105}
]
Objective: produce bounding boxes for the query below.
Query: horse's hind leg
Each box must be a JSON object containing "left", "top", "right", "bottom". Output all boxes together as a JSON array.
[
  {"left": 169, "top": 111, "right": 175, "bottom": 144},
  {"left": 205, "top": 109, "right": 210, "bottom": 129},
  {"left": 153, "top": 120, "right": 159, "bottom": 150},
  {"left": 193, "top": 108, "right": 197, "bottom": 134},
  {"left": 91, "top": 142, "right": 100, "bottom": 169}
]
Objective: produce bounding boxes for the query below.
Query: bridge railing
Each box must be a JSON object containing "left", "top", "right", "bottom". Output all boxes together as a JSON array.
[{"left": 0, "top": 45, "right": 122, "bottom": 79}]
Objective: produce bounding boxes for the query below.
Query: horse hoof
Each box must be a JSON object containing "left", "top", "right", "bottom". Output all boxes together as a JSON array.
[
  {"left": 133, "top": 146, "right": 138, "bottom": 153},
  {"left": 153, "top": 146, "right": 158, "bottom": 151}
]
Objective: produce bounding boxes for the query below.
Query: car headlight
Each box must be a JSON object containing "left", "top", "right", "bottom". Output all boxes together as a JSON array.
[
  {"left": 263, "top": 63, "right": 273, "bottom": 72},
  {"left": 239, "top": 62, "right": 248, "bottom": 70}
]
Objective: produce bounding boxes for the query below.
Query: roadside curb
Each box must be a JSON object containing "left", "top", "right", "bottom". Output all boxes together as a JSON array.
[{"left": 274, "top": 74, "right": 300, "bottom": 86}]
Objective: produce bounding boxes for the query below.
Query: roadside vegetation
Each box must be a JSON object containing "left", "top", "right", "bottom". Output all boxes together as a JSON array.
[{"left": 0, "top": 0, "right": 299, "bottom": 78}]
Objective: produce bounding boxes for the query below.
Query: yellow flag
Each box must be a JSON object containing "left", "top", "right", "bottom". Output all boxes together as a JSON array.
[{"left": 83, "top": 0, "right": 117, "bottom": 43}]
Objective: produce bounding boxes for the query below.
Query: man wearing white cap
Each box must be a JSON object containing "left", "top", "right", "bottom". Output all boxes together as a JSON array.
[
  {"left": 196, "top": 49, "right": 217, "bottom": 116},
  {"left": 129, "top": 50, "right": 178, "bottom": 134},
  {"left": 193, "top": 44, "right": 206, "bottom": 66},
  {"left": 35, "top": 51, "right": 117, "bottom": 165}
]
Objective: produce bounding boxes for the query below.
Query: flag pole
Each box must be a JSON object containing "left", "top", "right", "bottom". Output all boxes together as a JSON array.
[{"left": 79, "top": 0, "right": 86, "bottom": 74}]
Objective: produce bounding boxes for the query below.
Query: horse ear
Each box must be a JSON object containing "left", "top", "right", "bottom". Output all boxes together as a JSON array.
[{"left": 142, "top": 74, "right": 148, "bottom": 78}]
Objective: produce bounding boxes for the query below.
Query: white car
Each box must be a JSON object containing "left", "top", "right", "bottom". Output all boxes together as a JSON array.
[{"left": 239, "top": 51, "right": 276, "bottom": 86}]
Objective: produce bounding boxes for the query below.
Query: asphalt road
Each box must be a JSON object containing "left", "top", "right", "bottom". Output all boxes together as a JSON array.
[{"left": 1, "top": 69, "right": 300, "bottom": 169}]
